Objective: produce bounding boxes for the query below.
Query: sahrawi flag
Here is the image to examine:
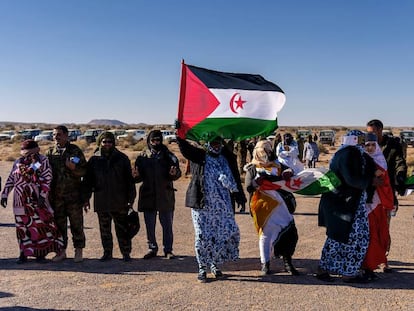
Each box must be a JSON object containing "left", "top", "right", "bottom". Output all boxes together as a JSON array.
[
  {"left": 177, "top": 62, "right": 286, "bottom": 141},
  {"left": 271, "top": 168, "right": 341, "bottom": 195}
]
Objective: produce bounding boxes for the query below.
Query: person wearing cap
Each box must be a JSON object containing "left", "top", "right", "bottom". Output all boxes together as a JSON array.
[
  {"left": 133, "top": 129, "right": 182, "bottom": 260},
  {"left": 1, "top": 139, "right": 64, "bottom": 263},
  {"left": 82, "top": 131, "right": 136, "bottom": 262},
  {"left": 46, "top": 125, "right": 87, "bottom": 263},
  {"left": 361, "top": 132, "right": 394, "bottom": 280},
  {"left": 366, "top": 119, "right": 407, "bottom": 273},
  {"left": 275, "top": 133, "right": 304, "bottom": 174},
  {"left": 316, "top": 130, "right": 378, "bottom": 283},
  {"left": 177, "top": 134, "right": 246, "bottom": 283}
]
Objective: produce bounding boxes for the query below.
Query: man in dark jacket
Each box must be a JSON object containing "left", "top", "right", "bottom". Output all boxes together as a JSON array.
[
  {"left": 82, "top": 131, "right": 136, "bottom": 262},
  {"left": 134, "top": 130, "right": 181, "bottom": 259}
]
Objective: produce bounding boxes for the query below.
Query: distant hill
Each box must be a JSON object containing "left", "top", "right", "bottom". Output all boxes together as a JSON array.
[{"left": 88, "top": 119, "right": 128, "bottom": 126}]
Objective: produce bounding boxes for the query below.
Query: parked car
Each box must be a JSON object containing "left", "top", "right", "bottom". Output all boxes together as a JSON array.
[
  {"left": 68, "top": 129, "right": 82, "bottom": 141},
  {"left": 0, "top": 130, "right": 15, "bottom": 141},
  {"left": 77, "top": 129, "right": 103, "bottom": 143},
  {"left": 296, "top": 129, "right": 311, "bottom": 139},
  {"left": 382, "top": 130, "right": 393, "bottom": 137},
  {"left": 12, "top": 129, "right": 42, "bottom": 141},
  {"left": 161, "top": 130, "right": 177, "bottom": 144},
  {"left": 117, "top": 129, "right": 146, "bottom": 142},
  {"left": 399, "top": 130, "right": 414, "bottom": 147},
  {"left": 34, "top": 130, "right": 54, "bottom": 142},
  {"left": 318, "top": 130, "right": 336, "bottom": 146}
]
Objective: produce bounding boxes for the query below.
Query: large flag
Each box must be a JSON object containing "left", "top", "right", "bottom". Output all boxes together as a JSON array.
[{"left": 177, "top": 62, "right": 286, "bottom": 141}]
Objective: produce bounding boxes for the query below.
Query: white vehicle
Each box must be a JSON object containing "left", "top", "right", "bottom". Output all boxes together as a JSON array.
[
  {"left": 0, "top": 130, "right": 14, "bottom": 141},
  {"left": 400, "top": 130, "right": 414, "bottom": 147},
  {"left": 161, "top": 130, "right": 177, "bottom": 144},
  {"left": 34, "top": 130, "right": 54, "bottom": 142},
  {"left": 319, "top": 130, "right": 336, "bottom": 146},
  {"left": 117, "top": 129, "right": 146, "bottom": 142}
]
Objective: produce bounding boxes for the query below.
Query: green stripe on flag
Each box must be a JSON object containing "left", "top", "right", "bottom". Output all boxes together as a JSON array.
[
  {"left": 186, "top": 117, "right": 278, "bottom": 141},
  {"left": 405, "top": 175, "right": 414, "bottom": 189},
  {"left": 295, "top": 170, "right": 341, "bottom": 195}
]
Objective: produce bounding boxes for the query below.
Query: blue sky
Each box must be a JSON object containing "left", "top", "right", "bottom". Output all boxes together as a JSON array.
[{"left": 0, "top": 0, "right": 413, "bottom": 127}]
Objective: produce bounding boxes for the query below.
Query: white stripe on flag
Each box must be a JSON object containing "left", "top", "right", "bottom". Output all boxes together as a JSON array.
[{"left": 207, "top": 89, "right": 286, "bottom": 120}]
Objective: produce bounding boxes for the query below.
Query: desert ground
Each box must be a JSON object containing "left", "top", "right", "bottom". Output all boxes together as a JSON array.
[{"left": 0, "top": 140, "right": 413, "bottom": 311}]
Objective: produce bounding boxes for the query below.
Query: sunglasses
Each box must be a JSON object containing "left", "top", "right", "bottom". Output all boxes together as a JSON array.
[
  {"left": 102, "top": 140, "right": 114, "bottom": 144},
  {"left": 151, "top": 138, "right": 162, "bottom": 142}
]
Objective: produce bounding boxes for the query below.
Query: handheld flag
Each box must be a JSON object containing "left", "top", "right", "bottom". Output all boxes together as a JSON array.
[
  {"left": 271, "top": 168, "right": 342, "bottom": 195},
  {"left": 177, "top": 62, "right": 286, "bottom": 141}
]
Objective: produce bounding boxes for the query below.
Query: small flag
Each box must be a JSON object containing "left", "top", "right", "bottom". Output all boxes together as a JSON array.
[
  {"left": 272, "top": 168, "right": 341, "bottom": 195},
  {"left": 177, "top": 62, "right": 286, "bottom": 141}
]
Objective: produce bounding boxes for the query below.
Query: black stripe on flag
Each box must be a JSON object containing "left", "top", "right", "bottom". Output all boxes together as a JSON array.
[{"left": 187, "top": 65, "right": 284, "bottom": 92}]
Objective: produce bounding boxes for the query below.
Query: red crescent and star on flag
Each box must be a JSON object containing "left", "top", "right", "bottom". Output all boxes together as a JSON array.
[
  {"left": 229, "top": 93, "right": 247, "bottom": 114},
  {"left": 285, "top": 177, "right": 304, "bottom": 190}
]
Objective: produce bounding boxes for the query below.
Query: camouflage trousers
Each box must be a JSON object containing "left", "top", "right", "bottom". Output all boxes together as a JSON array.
[
  {"left": 97, "top": 211, "right": 131, "bottom": 255},
  {"left": 52, "top": 200, "right": 86, "bottom": 249}
]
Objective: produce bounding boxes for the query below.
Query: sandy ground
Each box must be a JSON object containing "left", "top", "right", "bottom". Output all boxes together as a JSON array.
[{"left": 0, "top": 144, "right": 413, "bottom": 311}]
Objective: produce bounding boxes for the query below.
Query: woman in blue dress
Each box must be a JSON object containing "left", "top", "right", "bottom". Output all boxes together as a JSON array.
[{"left": 177, "top": 136, "right": 246, "bottom": 283}]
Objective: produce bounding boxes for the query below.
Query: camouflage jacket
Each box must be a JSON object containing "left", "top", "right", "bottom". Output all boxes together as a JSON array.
[{"left": 46, "top": 142, "right": 87, "bottom": 204}]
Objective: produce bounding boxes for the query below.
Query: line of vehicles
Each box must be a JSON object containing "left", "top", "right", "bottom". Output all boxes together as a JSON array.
[
  {"left": 0, "top": 128, "right": 178, "bottom": 144},
  {"left": 1, "top": 127, "right": 413, "bottom": 147},
  {"left": 267, "top": 129, "right": 414, "bottom": 147}
]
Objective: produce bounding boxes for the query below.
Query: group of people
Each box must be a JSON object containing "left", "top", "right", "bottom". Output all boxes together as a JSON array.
[
  {"left": 1, "top": 126, "right": 182, "bottom": 265},
  {"left": 0, "top": 118, "right": 408, "bottom": 284},
  {"left": 316, "top": 119, "right": 407, "bottom": 283}
]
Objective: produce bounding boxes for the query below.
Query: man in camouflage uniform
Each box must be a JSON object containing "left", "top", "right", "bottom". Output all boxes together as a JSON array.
[{"left": 47, "top": 125, "right": 87, "bottom": 262}]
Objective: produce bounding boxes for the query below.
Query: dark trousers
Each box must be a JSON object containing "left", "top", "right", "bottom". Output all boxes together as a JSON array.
[
  {"left": 53, "top": 200, "right": 85, "bottom": 249},
  {"left": 97, "top": 211, "right": 131, "bottom": 255},
  {"left": 143, "top": 210, "right": 174, "bottom": 254}
]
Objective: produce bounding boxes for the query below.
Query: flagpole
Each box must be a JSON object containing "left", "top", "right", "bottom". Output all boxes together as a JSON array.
[{"left": 177, "top": 59, "right": 187, "bottom": 138}]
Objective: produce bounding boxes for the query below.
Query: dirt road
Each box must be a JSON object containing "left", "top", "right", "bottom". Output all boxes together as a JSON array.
[{"left": 1, "top": 158, "right": 413, "bottom": 311}]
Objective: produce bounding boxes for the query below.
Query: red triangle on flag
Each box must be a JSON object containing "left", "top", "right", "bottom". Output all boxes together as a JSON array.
[{"left": 177, "top": 64, "right": 219, "bottom": 138}]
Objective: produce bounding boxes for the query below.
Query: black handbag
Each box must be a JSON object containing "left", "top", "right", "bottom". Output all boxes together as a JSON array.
[
  {"left": 277, "top": 189, "right": 297, "bottom": 214},
  {"left": 127, "top": 208, "right": 140, "bottom": 239}
]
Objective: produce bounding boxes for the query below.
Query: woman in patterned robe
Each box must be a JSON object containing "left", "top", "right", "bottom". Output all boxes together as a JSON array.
[
  {"left": 177, "top": 136, "right": 246, "bottom": 283},
  {"left": 1, "top": 140, "right": 63, "bottom": 263},
  {"left": 316, "top": 130, "right": 377, "bottom": 283}
]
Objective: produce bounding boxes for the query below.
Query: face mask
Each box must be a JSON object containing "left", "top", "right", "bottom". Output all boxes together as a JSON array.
[
  {"left": 151, "top": 143, "right": 162, "bottom": 151},
  {"left": 207, "top": 142, "right": 222, "bottom": 155}
]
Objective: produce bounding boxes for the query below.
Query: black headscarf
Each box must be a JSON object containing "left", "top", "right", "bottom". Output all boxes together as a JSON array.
[{"left": 97, "top": 131, "right": 116, "bottom": 157}]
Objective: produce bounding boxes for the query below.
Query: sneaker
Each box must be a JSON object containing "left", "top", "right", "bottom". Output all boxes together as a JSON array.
[
  {"left": 99, "top": 251, "right": 113, "bottom": 262},
  {"left": 165, "top": 252, "right": 175, "bottom": 259},
  {"left": 198, "top": 271, "right": 207, "bottom": 283},
  {"left": 74, "top": 248, "right": 83, "bottom": 263},
  {"left": 123, "top": 254, "right": 132, "bottom": 262},
  {"left": 261, "top": 261, "right": 271, "bottom": 276},
  {"left": 210, "top": 264, "right": 223, "bottom": 278},
  {"left": 314, "top": 272, "right": 335, "bottom": 282},
  {"left": 52, "top": 250, "right": 67, "bottom": 262},
  {"left": 143, "top": 250, "right": 157, "bottom": 260}
]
